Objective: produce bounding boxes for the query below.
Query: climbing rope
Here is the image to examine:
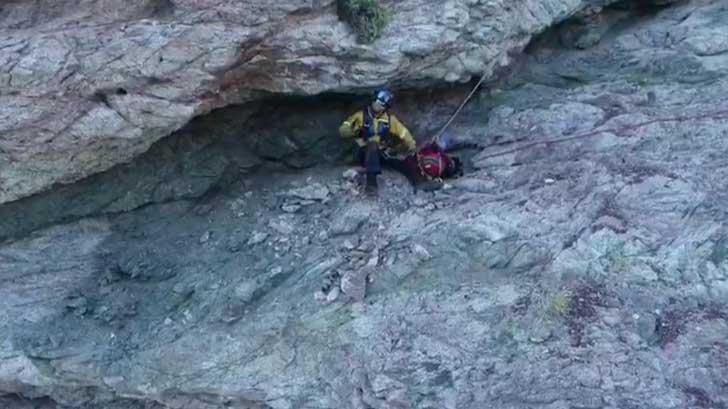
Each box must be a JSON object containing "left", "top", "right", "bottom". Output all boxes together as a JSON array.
[
  {"left": 430, "top": 71, "right": 490, "bottom": 145},
  {"left": 426, "top": 70, "right": 728, "bottom": 163},
  {"left": 477, "top": 107, "right": 728, "bottom": 160}
]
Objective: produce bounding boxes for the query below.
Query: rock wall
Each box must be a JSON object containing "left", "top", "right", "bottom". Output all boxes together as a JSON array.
[
  {"left": 0, "top": 0, "right": 622, "bottom": 204},
  {"left": 2, "top": 0, "right": 728, "bottom": 408}
]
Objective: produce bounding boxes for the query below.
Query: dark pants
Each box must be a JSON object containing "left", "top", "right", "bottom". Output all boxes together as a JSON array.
[{"left": 354, "top": 143, "right": 421, "bottom": 188}]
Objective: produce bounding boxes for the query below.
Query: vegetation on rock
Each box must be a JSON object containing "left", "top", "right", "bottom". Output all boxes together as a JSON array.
[{"left": 337, "top": 0, "right": 389, "bottom": 44}]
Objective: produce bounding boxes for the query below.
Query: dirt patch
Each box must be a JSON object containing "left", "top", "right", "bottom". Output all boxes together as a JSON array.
[
  {"left": 566, "top": 284, "right": 608, "bottom": 347},
  {"left": 655, "top": 305, "right": 728, "bottom": 348}
]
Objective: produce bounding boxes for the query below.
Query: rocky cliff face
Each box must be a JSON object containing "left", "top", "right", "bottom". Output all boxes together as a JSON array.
[
  {"left": 2, "top": 0, "right": 728, "bottom": 408},
  {"left": 0, "top": 0, "right": 622, "bottom": 204}
]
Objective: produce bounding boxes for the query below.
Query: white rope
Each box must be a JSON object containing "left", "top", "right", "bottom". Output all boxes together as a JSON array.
[{"left": 430, "top": 71, "right": 490, "bottom": 144}]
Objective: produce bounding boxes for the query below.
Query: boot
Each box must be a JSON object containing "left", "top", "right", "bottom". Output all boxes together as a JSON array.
[{"left": 365, "top": 173, "right": 379, "bottom": 196}]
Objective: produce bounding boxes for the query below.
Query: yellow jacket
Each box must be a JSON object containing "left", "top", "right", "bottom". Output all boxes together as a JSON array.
[{"left": 339, "top": 109, "right": 416, "bottom": 153}]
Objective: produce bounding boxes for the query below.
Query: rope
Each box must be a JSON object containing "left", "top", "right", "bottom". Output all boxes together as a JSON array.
[
  {"left": 423, "top": 69, "right": 728, "bottom": 164},
  {"left": 477, "top": 108, "right": 728, "bottom": 160},
  {"left": 430, "top": 71, "right": 490, "bottom": 144}
]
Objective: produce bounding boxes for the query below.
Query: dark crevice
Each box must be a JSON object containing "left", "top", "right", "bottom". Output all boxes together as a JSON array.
[
  {"left": 91, "top": 91, "right": 112, "bottom": 109},
  {"left": 0, "top": 394, "right": 57, "bottom": 409},
  {"left": 149, "top": 0, "right": 175, "bottom": 18},
  {"left": 610, "top": 0, "right": 687, "bottom": 16},
  {"left": 525, "top": 0, "right": 684, "bottom": 53}
]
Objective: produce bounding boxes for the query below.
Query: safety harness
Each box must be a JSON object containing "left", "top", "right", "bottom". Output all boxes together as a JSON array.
[{"left": 360, "top": 107, "right": 391, "bottom": 142}]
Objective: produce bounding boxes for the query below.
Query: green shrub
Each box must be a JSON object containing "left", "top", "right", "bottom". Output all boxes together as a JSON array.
[
  {"left": 547, "top": 292, "right": 571, "bottom": 318},
  {"left": 337, "top": 0, "right": 389, "bottom": 44}
]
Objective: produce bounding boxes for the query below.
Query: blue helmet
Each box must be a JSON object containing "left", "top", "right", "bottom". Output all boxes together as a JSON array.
[{"left": 373, "top": 88, "right": 394, "bottom": 108}]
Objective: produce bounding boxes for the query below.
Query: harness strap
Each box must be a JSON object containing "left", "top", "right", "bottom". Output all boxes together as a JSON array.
[{"left": 361, "top": 108, "right": 391, "bottom": 142}]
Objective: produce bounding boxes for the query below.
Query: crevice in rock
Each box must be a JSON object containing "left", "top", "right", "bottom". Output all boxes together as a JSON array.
[
  {"left": 0, "top": 394, "right": 57, "bottom": 409},
  {"left": 0, "top": 84, "right": 480, "bottom": 242},
  {"left": 1, "top": 381, "right": 275, "bottom": 408},
  {"left": 148, "top": 0, "right": 175, "bottom": 19},
  {"left": 1, "top": 0, "right": 687, "bottom": 244},
  {"left": 91, "top": 90, "right": 112, "bottom": 109},
  {"left": 524, "top": 0, "right": 683, "bottom": 53}
]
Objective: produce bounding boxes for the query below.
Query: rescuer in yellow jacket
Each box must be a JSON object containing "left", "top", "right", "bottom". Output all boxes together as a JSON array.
[{"left": 339, "top": 88, "right": 417, "bottom": 195}]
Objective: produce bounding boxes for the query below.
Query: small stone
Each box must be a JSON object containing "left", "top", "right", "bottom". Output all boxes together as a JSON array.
[
  {"left": 269, "top": 218, "right": 295, "bottom": 235},
  {"left": 248, "top": 231, "right": 269, "bottom": 246},
  {"left": 314, "top": 291, "right": 327, "bottom": 302},
  {"left": 199, "top": 231, "right": 212, "bottom": 244},
  {"left": 326, "top": 286, "right": 341, "bottom": 303},
  {"left": 412, "top": 244, "right": 432, "bottom": 260},
  {"left": 341, "top": 270, "right": 367, "bottom": 301},
  {"left": 342, "top": 239, "right": 356, "bottom": 250},
  {"left": 413, "top": 197, "right": 429, "bottom": 207},
  {"left": 65, "top": 296, "right": 88, "bottom": 316},
  {"left": 193, "top": 204, "right": 213, "bottom": 216},
  {"left": 529, "top": 327, "right": 552, "bottom": 344},
  {"left": 235, "top": 280, "right": 259, "bottom": 301},
  {"left": 366, "top": 247, "right": 380, "bottom": 267},
  {"left": 282, "top": 204, "right": 301, "bottom": 213},
  {"left": 227, "top": 236, "right": 246, "bottom": 253},
  {"left": 164, "top": 318, "right": 173, "bottom": 325},
  {"left": 287, "top": 183, "right": 330, "bottom": 201},
  {"left": 544, "top": 178, "right": 555, "bottom": 185},
  {"left": 343, "top": 169, "right": 360, "bottom": 181},
  {"left": 270, "top": 266, "right": 284, "bottom": 276}
]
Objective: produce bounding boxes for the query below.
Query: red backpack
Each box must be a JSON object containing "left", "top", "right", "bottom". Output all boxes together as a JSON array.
[{"left": 416, "top": 144, "right": 462, "bottom": 180}]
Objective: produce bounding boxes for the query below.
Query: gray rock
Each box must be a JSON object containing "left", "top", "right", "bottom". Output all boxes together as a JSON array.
[
  {"left": 286, "top": 183, "right": 330, "bottom": 202},
  {"left": 281, "top": 204, "right": 302, "bottom": 213},
  {"left": 247, "top": 231, "right": 269, "bottom": 246},
  {"left": 412, "top": 244, "right": 432, "bottom": 261},
  {"left": 341, "top": 270, "right": 367, "bottom": 302},
  {"left": 330, "top": 202, "right": 373, "bottom": 236},
  {"left": 268, "top": 218, "right": 295, "bottom": 236},
  {"left": 452, "top": 177, "right": 498, "bottom": 193},
  {"left": 0, "top": 0, "right": 623, "bottom": 205},
  {"left": 2, "top": 1, "right": 728, "bottom": 409},
  {"left": 226, "top": 235, "right": 246, "bottom": 253}
]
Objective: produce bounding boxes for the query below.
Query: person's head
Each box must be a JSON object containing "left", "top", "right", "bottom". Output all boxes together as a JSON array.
[
  {"left": 371, "top": 88, "right": 394, "bottom": 114},
  {"left": 443, "top": 156, "right": 464, "bottom": 178}
]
